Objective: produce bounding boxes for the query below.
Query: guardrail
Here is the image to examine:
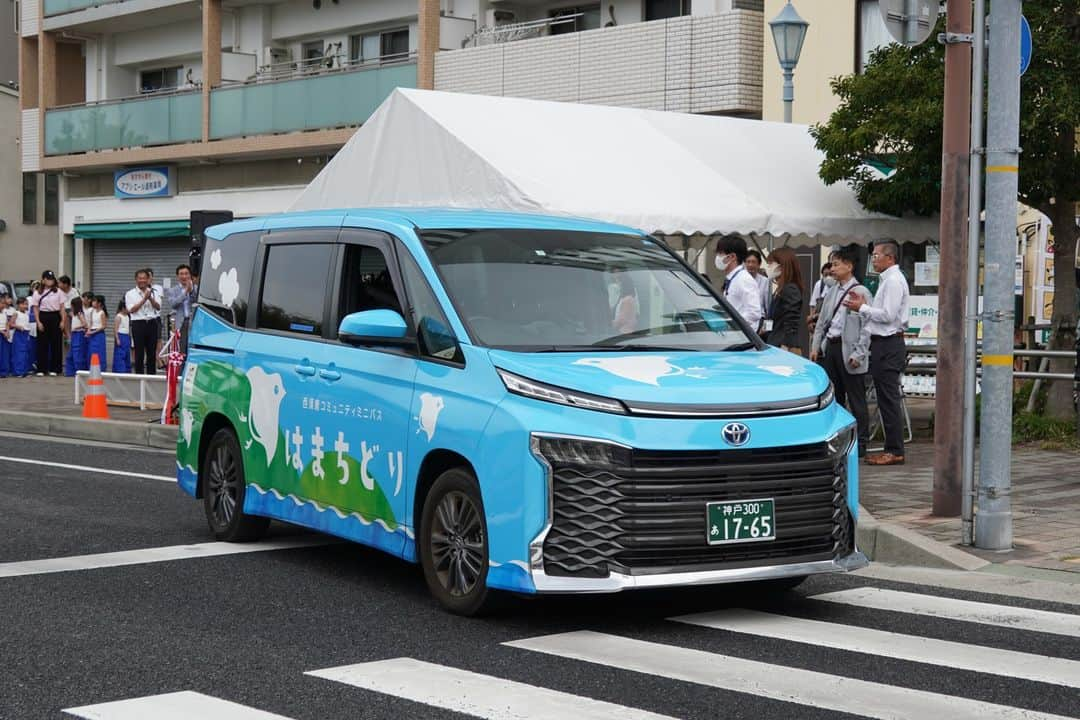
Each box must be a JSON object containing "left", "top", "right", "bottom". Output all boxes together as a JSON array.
[
  {"left": 75, "top": 371, "right": 167, "bottom": 410},
  {"left": 904, "top": 346, "right": 1078, "bottom": 382}
]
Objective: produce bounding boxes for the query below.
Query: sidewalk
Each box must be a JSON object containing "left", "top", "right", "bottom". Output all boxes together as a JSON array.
[{"left": 0, "top": 375, "right": 161, "bottom": 423}]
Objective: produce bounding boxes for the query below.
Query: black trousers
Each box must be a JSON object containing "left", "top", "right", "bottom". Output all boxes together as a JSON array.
[
  {"left": 131, "top": 318, "right": 158, "bottom": 375},
  {"left": 870, "top": 334, "right": 906, "bottom": 456},
  {"left": 821, "top": 339, "right": 869, "bottom": 453},
  {"left": 36, "top": 311, "right": 63, "bottom": 375}
]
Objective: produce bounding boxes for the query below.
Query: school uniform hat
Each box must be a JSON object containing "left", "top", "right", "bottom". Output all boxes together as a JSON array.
[{"left": 41, "top": 270, "right": 56, "bottom": 280}]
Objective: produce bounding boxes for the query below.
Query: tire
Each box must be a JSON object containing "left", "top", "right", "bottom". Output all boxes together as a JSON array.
[
  {"left": 201, "top": 428, "right": 270, "bottom": 542},
  {"left": 419, "top": 468, "right": 497, "bottom": 616}
]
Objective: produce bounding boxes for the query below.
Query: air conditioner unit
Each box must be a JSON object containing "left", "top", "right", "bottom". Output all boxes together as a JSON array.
[
  {"left": 485, "top": 8, "right": 516, "bottom": 25},
  {"left": 263, "top": 46, "right": 292, "bottom": 67}
]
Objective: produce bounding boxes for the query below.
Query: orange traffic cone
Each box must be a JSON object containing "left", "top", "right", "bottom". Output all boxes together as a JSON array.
[{"left": 82, "top": 353, "right": 110, "bottom": 420}]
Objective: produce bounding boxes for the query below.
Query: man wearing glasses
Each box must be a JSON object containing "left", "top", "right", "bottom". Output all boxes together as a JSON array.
[{"left": 844, "top": 241, "right": 910, "bottom": 466}]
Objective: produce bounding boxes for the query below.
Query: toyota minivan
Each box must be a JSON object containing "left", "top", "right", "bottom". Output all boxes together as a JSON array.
[{"left": 177, "top": 208, "right": 867, "bottom": 615}]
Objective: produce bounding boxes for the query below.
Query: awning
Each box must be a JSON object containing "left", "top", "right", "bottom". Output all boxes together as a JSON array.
[
  {"left": 290, "top": 89, "right": 939, "bottom": 246},
  {"left": 74, "top": 220, "right": 190, "bottom": 240}
]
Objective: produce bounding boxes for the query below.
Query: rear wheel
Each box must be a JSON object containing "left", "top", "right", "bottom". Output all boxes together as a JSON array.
[
  {"left": 202, "top": 428, "right": 269, "bottom": 542},
  {"left": 420, "top": 469, "right": 497, "bottom": 616}
]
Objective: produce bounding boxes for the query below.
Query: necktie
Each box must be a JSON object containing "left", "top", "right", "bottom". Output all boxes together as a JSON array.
[{"left": 722, "top": 278, "right": 730, "bottom": 293}]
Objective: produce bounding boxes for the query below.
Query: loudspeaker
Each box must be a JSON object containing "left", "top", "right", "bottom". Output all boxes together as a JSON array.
[{"left": 189, "top": 210, "right": 234, "bottom": 277}]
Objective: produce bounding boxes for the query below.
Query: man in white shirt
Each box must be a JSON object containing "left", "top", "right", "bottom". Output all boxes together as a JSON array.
[
  {"left": 845, "top": 240, "right": 910, "bottom": 466},
  {"left": 125, "top": 270, "right": 162, "bottom": 375},
  {"left": 714, "top": 234, "right": 763, "bottom": 332},
  {"left": 745, "top": 249, "right": 771, "bottom": 325}
]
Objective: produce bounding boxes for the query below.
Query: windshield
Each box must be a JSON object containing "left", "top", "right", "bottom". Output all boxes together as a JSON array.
[{"left": 421, "top": 229, "right": 755, "bottom": 352}]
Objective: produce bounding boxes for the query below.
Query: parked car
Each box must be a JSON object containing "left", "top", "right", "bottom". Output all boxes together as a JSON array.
[
  {"left": 178, "top": 209, "right": 866, "bottom": 615},
  {"left": 0, "top": 280, "right": 31, "bottom": 299}
]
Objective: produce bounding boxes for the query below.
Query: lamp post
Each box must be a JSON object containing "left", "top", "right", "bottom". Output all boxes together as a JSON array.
[{"left": 769, "top": 1, "right": 809, "bottom": 124}]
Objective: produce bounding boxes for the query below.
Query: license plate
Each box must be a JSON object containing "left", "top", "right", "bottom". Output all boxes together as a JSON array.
[{"left": 706, "top": 498, "right": 776, "bottom": 545}]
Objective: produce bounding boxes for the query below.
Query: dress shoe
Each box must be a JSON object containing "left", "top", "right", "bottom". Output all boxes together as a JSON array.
[{"left": 867, "top": 453, "right": 905, "bottom": 466}]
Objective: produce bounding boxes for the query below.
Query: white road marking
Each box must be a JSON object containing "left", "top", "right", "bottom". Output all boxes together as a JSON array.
[
  {"left": 307, "top": 657, "right": 676, "bottom": 720},
  {"left": 811, "top": 587, "right": 1080, "bottom": 638},
  {"left": 0, "top": 537, "right": 334, "bottom": 578},
  {"left": 0, "top": 455, "right": 174, "bottom": 482},
  {"left": 506, "top": 631, "right": 1076, "bottom": 720},
  {"left": 673, "top": 608, "right": 1080, "bottom": 688},
  {"left": 64, "top": 691, "right": 295, "bottom": 719}
]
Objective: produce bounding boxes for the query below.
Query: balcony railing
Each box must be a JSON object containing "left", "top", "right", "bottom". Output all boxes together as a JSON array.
[
  {"left": 44, "top": 0, "right": 123, "bottom": 17},
  {"left": 45, "top": 89, "right": 201, "bottom": 156},
  {"left": 210, "top": 57, "right": 416, "bottom": 140}
]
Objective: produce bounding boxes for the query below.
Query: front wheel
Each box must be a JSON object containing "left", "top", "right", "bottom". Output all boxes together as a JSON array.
[
  {"left": 420, "top": 469, "right": 497, "bottom": 616},
  {"left": 202, "top": 428, "right": 270, "bottom": 542}
]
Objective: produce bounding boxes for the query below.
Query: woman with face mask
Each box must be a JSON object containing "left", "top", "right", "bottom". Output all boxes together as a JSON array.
[{"left": 763, "top": 248, "right": 805, "bottom": 355}]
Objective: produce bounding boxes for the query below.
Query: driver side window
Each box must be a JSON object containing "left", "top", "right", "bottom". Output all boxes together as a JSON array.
[{"left": 337, "top": 244, "right": 404, "bottom": 322}]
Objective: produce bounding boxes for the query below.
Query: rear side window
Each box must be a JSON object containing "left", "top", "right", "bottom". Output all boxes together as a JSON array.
[
  {"left": 199, "top": 230, "right": 260, "bottom": 326},
  {"left": 258, "top": 243, "right": 334, "bottom": 336}
]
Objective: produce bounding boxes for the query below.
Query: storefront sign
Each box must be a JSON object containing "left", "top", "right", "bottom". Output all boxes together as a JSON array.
[
  {"left": 914, "top": 262, "right": 939, "bottom": 286},
  {"left": 114, "top": 167, "right": 176, "bottom": 199},
  {"left": 907, "top": 295, "right": 939, "bottom": 338}
]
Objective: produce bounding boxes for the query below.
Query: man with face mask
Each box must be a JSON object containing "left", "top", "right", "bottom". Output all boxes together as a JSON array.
[{"left": 714, "top": 234, "right": 763, "bottom": 332}]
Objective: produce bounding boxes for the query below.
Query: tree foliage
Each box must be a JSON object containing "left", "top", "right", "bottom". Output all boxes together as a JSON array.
[{"left": 811, "top": 2, "right": 1080, "bottom": 419}]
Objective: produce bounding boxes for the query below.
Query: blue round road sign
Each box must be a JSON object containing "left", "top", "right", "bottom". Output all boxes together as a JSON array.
[{"left": 1020, "top": 15, "right": 1033, "bottom": 76}]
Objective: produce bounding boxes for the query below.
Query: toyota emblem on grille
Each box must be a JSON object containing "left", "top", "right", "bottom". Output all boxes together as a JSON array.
[{"left": 722, "top": 422, "right": 750, "bottom": 447}]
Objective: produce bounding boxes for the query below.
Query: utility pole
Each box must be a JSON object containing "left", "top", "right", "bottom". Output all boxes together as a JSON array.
[
  {"left": 932, "top": 0, "right": 973, "bottom": 517},
  {"left": 976, "top": 0, "right": 1021, "bottom": 550}
]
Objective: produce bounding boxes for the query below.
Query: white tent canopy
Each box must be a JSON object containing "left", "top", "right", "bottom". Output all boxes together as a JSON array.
[{"left": 291, "top": 88, "right": 938, "bottom": 245}]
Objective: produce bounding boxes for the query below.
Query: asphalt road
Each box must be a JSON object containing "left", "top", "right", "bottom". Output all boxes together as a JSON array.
[{"left": 1, "top": 434, "right": 1078, "bottom": 720}]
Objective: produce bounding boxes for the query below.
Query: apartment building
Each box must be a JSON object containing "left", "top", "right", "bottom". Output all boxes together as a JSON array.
[{"left": 3, "top": 1, "right": 61, "bottom": 287}]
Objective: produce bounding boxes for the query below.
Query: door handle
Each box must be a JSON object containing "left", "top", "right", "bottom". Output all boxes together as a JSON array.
[
  {"left": 294, "top": 362, "right": 316, "bottom": 377},
  {"left": 319, "top": 368, "right": 342, "bottom": 382}
]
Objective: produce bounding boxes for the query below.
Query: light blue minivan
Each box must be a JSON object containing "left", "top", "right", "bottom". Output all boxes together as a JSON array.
[{"left": 177, "top": 208, "right": 867, "bottom": 615}]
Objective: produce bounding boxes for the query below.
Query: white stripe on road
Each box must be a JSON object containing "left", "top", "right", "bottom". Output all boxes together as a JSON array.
[
  {"left": 0, "top": 454, "right": 174, "bottom": 482},
  {"left": 64, "top": 691, "right": 295, "bottom": 720},
  {"left": 810, "top": 588, "right": 1080, "bottom": 638},
  {"left": 0, "top": 537, "right": 334, "bottom": 578},
  {"left": 673, "top": 609, "right": 1080, "bottom": 688},
  {"left": 306, "top": 657, "right": 676, "bottom": 720},
  {"left": 506, "top": 631, "right": 1076, "bottom": 720}
]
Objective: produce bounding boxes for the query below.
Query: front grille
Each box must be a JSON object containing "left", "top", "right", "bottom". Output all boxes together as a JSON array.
[{"left": 539, "top": 439, "right": 853, "bottom": 578}]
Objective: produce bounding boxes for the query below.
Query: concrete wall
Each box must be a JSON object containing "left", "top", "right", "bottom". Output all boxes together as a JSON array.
[
  {"left": 2, "top": 0, "right": 17, "bottom": 87},
  {"left": 0, "top": 89, "right": 61, "bottom": 285},
  {"left": 435, "top": 10, "right": 762, "bottom": 116}
]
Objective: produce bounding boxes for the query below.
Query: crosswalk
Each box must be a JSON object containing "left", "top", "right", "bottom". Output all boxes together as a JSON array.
[{"left": 64, "top": 584, "right": 1080, "bottom": 720}]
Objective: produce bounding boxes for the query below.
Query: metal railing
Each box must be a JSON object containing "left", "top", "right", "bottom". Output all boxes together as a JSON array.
[
  {"left": 464, "top": 14, "right": 584, "bottom": 47},
  {"left": 903, "top": 345, "right": 1078, "bottom": 382},
  {"left": 237, "top": 51, "right": 417, "bottom": 84},
  {"left": 75, "top": 371, "right": 167, "bottom": 410}
]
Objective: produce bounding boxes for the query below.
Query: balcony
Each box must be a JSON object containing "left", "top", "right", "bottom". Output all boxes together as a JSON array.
[
  {"left": 44, "top": 90, "right": 201, "bottom": 156},
  {"left": 210, "top": 58, "right": 417, "bottom": 140},
  {"left": 43, "top": 0, "right": 120, "bottom": 16},
  {"left": 435, "top": 10, "right": 763, "bottom": 117}
]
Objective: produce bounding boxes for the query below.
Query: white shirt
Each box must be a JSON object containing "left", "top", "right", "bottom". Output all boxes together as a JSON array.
[
  {"left": 126, "top": 286, "right": 162, "bottom": 321},
  {"left": 63, "top": 288, "right": 79, "bottom": 311},
  {"left": 117, "top": 314, "right": 130, "bottom": 335},
  {"left": 723, "top": 265, "right": 763, "bottom": 329},
  {"left": 859, "top": 264, "right": 910, "bottom": 337},
  {"left": 826, "top": 278, "right": 859, "bottom": 339},
  {"left": 71, "top": 312, "right": 86, "bottom": 331},
  {"left": 15, "top": 310, "right": 30, "bottom": 332},
  {"left": 3, "top": 308, "right": 14, "bottom": 340},
  {"left": 754, "top": 274, "right": 770, "bottom": 315},
  {"left": 89, "top": 308, "right": 106, "bottom": 332},
  {"left": 809, "top": 279, "right": 825, "bottom": 308}
]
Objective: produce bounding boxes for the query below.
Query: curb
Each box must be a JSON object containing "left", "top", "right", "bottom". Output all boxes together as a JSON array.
[
  {"left": 857, "top": 505, "right": 990, "bottom": 572},
  {"left": 0, "top": 410, "right": 178, "bottom": 450}
]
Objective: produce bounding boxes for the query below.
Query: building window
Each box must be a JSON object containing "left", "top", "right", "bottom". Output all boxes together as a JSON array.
[
  {"left": 549, "top": 5, "right": 601, "bottom": 35},
  {"left": 139, "top": 66, "right": 183, "bottom": 94},
  {"left": 857, "top": 0, "right": 893, "bottom": 72},
  {"left": 22, "top": 173, "right": 36, "bottom": 225},
  {"left": 644, "top": 0, "right": 689, "bottom": 22},
  {"left": 44, "top": 174, "right": 58, "bottom": 225},
  {"left": 349, "top": 28, "right": 409, "bottom": 65}
]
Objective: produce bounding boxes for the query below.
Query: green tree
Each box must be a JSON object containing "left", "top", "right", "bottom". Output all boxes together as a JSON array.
[{"left": 811, "top": 3, "right": 1080, "bottom": 420}]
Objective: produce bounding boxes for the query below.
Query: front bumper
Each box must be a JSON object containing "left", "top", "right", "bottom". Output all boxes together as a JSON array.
[{"left": 530, "top": 549, "right": 869, "bottom": 593}]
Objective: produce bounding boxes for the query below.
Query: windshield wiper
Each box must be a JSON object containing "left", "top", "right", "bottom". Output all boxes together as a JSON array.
[
  {"left": 722, "top": 342, "right": 758, "bottom": 352},
  {"left": 532, "top": 345, "right": 699, "bottom": 353}
]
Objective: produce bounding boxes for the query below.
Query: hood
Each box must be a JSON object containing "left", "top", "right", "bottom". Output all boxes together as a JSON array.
[{"left": 488, "top": 347, "right": 829, "bottom": 408}]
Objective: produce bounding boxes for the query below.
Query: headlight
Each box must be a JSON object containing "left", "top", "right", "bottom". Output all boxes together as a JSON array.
[
  {"left": 818, "top": 382, "right": 835, "bottom": 409},
  {"left": 828, "top": 423, "right": 857, "bottom": 457},
  {"left": 497, "top": 369, "right": 628, "bottom": 415},
  {"left": 532, "top": 434, "right": 632, "bottom": 468}
]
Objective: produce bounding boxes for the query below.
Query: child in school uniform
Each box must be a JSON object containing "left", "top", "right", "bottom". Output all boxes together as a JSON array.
[
  {"left": 0, "top": 294, "right": 13, "bottom": 378},
  {"left": 113, "top": 300, "right": 132, "bottom": 374},
  {"left": 65, "top": 297, "right": 88, "bottom": 377},
  {"left": 85, "top": 295, "right": 108, "bottom": 371},
  {"left": 13, "top": 297, "right": 32, "bottom": 377}
]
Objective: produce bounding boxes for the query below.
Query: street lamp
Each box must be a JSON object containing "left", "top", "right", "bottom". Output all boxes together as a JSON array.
[{"left": 769, "top": 1, "right": 809, "bottom": 123}]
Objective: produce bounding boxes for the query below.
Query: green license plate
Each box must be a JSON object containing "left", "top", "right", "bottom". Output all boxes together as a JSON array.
[{"left": 706, "top": 498, "right": 776, "bottom": 545}]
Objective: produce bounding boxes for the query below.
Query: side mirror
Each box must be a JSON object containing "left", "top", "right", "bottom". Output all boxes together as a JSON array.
[
  {"left": 419, "top": 316, "right": 461, "bottom": 361},
  {"left": 339, "top": 309, "right": 410, "bottom": 347}
]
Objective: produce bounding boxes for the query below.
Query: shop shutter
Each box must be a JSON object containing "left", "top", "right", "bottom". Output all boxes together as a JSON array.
[{"left": 90, "top": 238, "right": 191, "bottom": 364}]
